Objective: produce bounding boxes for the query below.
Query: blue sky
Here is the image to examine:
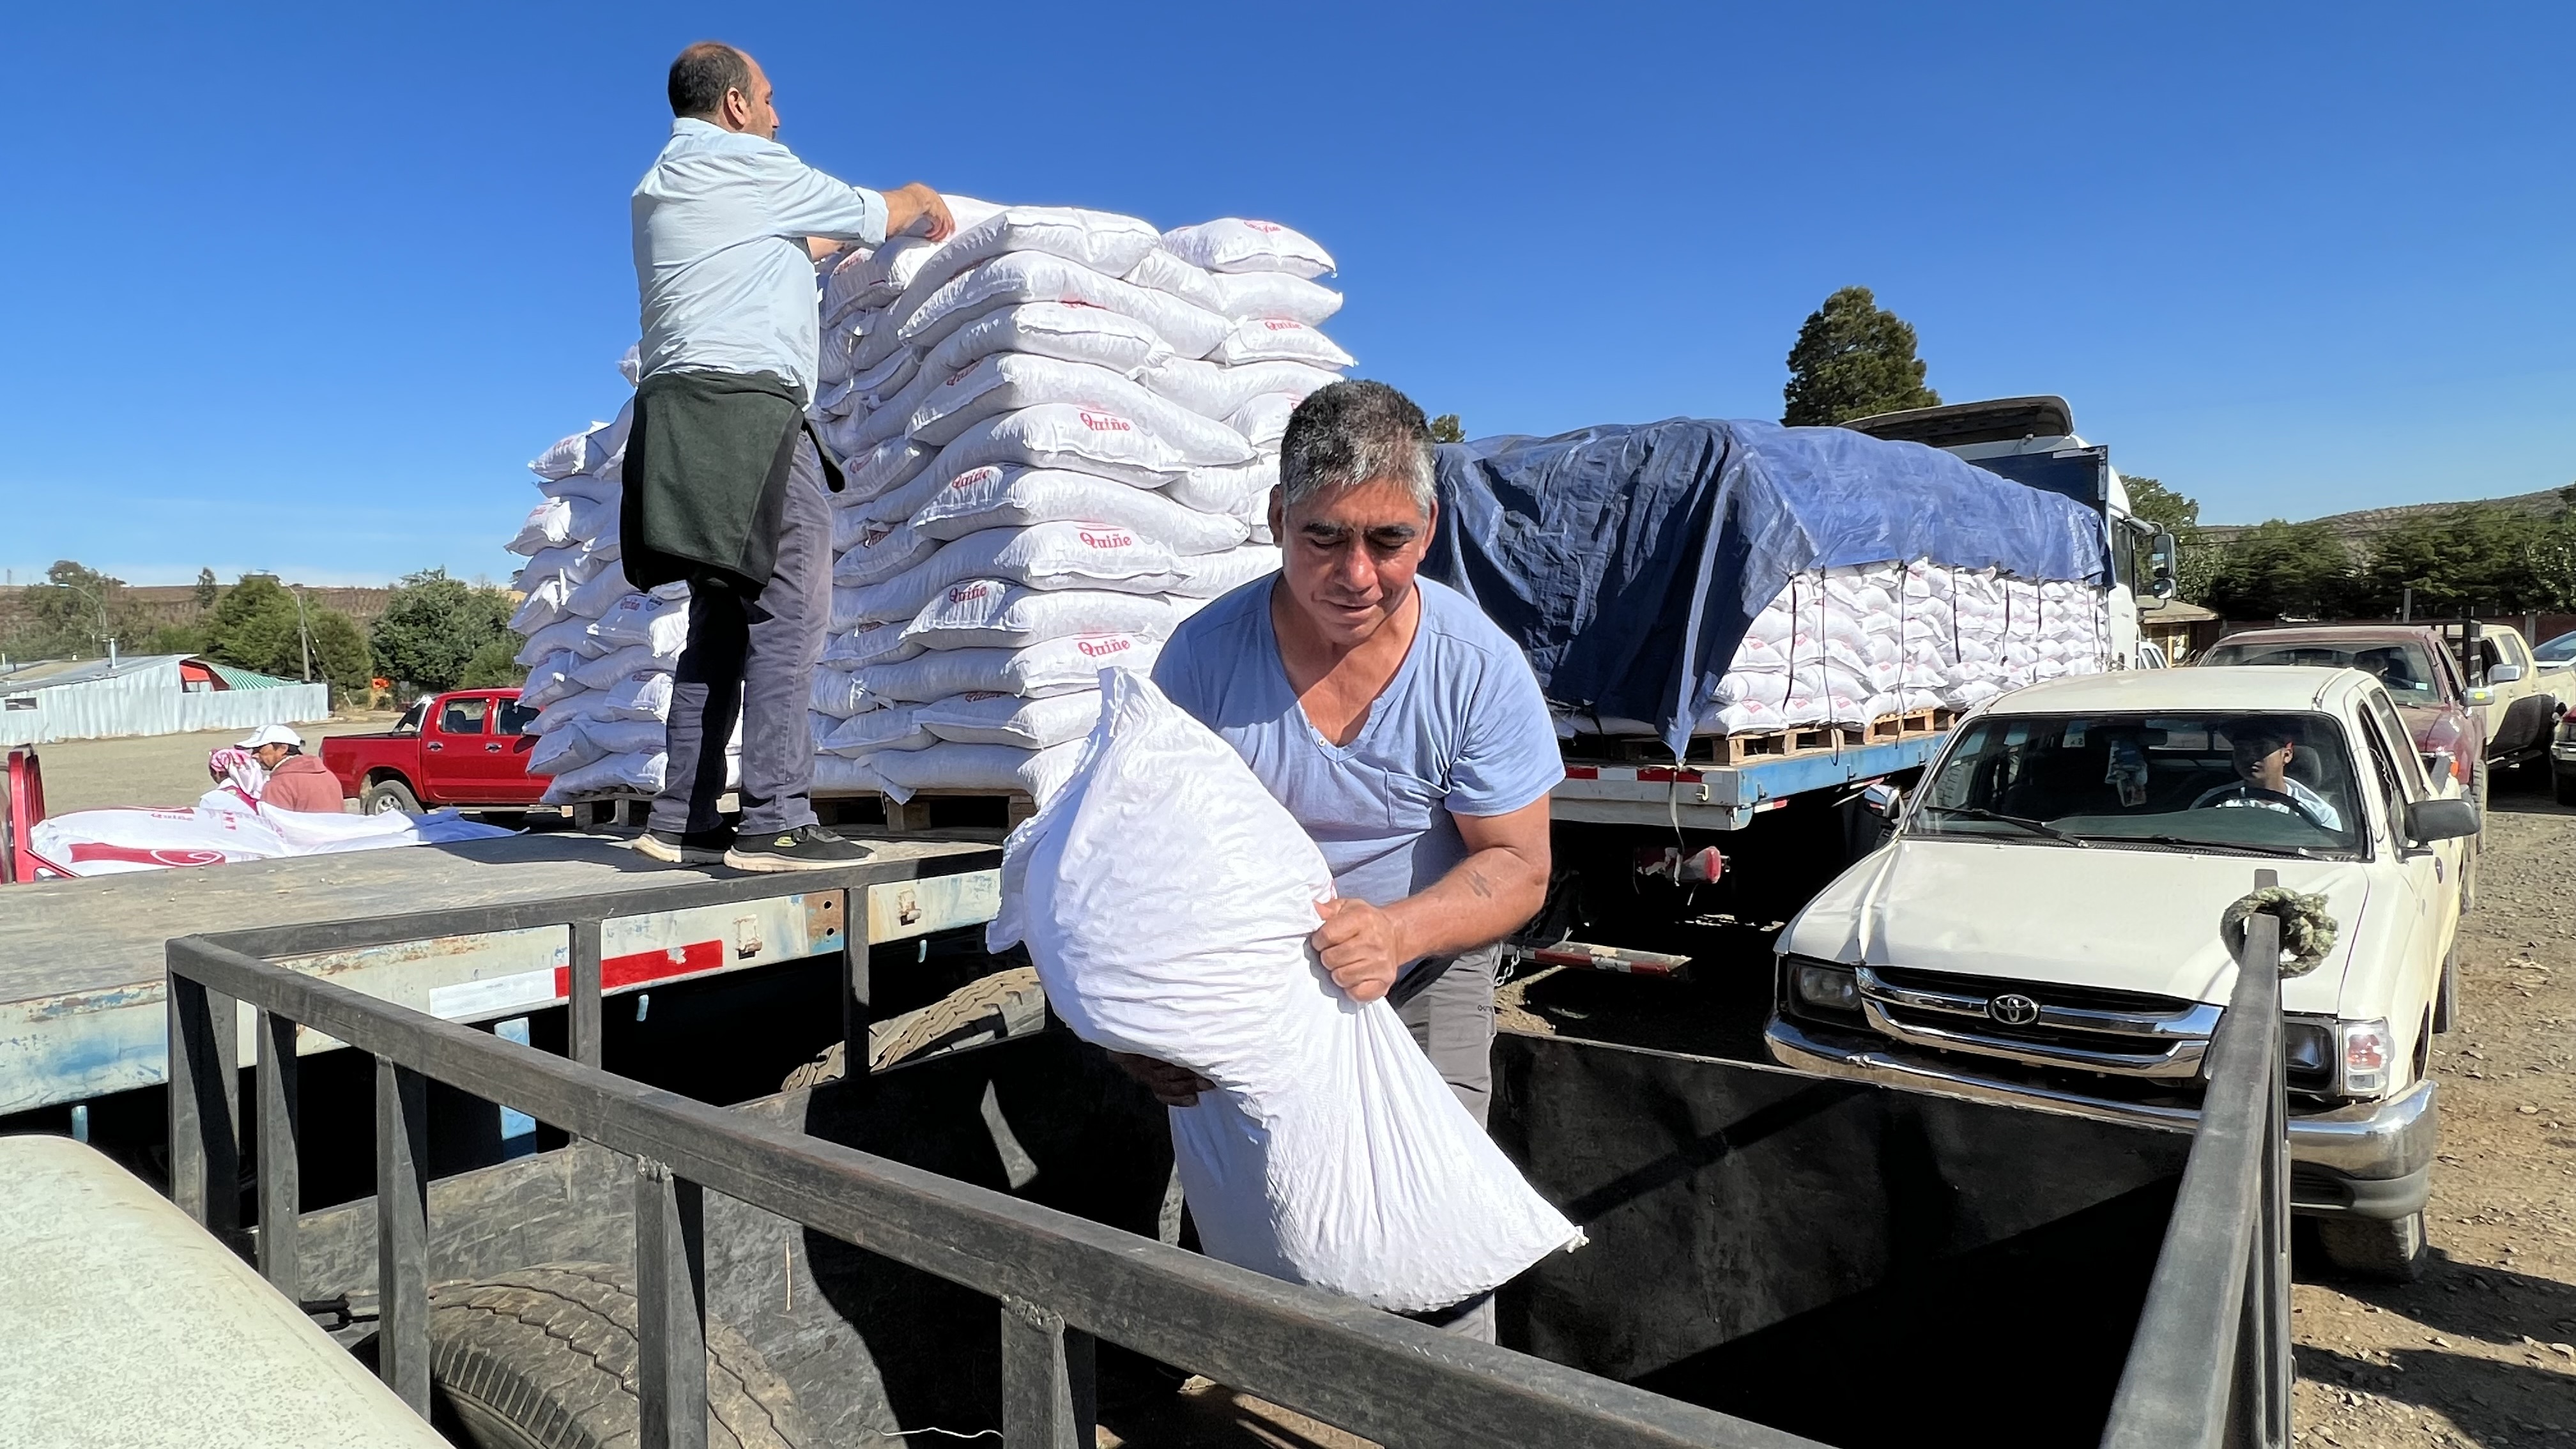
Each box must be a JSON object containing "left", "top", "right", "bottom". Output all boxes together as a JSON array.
[{"left": 4, "top": 2, "right": 2570, "bottom": 586}]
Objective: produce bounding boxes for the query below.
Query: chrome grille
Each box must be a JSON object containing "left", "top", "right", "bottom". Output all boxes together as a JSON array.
[{"left": 1857, "top": 965, "right": 2219, "bottom": 1079}]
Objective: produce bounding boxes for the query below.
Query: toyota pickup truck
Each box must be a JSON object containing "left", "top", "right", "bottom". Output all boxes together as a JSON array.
[
  {"left": 2439, "top": 622, "right": 2563, "bottom": 772},
  {"left": 321, "top": 689, "right": 544, "bottom": 815},
  {"left": 1765, "top": 664, "right": 2480, "bottom": 1280}
]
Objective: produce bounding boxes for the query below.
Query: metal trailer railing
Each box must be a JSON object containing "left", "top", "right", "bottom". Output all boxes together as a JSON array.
[
  {"left": 2100, "top": 868, "right": 2294, "bottom": 1449},
  {"left": 161, "top": 865, "right": 2296, "bottom": 1449}
]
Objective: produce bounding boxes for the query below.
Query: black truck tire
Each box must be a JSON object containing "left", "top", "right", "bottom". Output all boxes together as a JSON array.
[
  {"left": 363, "top": 778, "right": 423, "bottom": 816},
  {"left": 2314, "top": 1211, "right": 2428, "bottom": 1282},
  {"left": 782, "top": 966, "right": 1048, "bottom": 1091},
  {"left": 2555, "top": 763, "right": 2576, "bottom": 807},
  {"left": 427, "top": 1262, "right": 813, "bottom": 1449},
  {"left": 2433, "top": 942, "right": 2462, "bottom": 1036}
]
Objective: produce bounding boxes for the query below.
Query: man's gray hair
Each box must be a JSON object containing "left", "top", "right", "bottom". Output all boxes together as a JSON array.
[{"left": 1277, "top": 379, "right": 1438, "bottom": 515}]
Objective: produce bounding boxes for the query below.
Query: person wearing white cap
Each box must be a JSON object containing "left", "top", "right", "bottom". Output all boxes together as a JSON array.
[{"left": 236, "top": 725, "right": 345, "bottom": 813}]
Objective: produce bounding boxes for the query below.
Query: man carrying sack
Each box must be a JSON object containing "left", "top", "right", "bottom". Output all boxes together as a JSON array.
[{"left": 624, "top": 40, "right": 953, "bottom": 870}]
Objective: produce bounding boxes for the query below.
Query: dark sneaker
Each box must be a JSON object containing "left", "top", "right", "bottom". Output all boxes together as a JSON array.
[
  {"left": 632, "top": 827, "right": 734, "bottom": 865},
  {"left": 723, "top": 824, "right": 872, "bottom": 873}
]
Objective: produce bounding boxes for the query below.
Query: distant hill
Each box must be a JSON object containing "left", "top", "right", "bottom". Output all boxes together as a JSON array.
[
  {"left": 2195, "top": 487, "right": 2570, "bottom": 549},
  {"left": 0, "top": 582, "right": 397, "bottom": 634}
]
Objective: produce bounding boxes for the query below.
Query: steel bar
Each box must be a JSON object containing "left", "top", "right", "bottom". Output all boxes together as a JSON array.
[
  {"left": 164, "top": 970, "right": 240, "bottom": 1232},
  {"left": 999, "top": 1296, "right": 1096, "bottom": 1449},
  {"left": 375, "top": 1055, "right": 432, "bottom": 1415},
  {"left": 197, "top": 853, "right": 997, "bottom": 963},
  {"left": 256, "top": 1009, "right": 301, "bottom": 1299},
  {"left": 636, "top": 1159, "right": 710, "bottom": 1449},
  {"left": 2101, "top": 870, "right": 2287, "bottom": 1449},
  {"left": 570, "top": 916, "right": 604, "bottom": 1071},
  {"left": 167, "top": 933, "right": 1809, "bottom": 1449},
  {"left": 841, "top": 933, "right": 871, "bottom": 1080}
]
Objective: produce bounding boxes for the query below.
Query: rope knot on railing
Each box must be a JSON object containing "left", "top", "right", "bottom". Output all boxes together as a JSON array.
[{"left": 2219, "top": 887, "right": 2338, "bottom": 977}]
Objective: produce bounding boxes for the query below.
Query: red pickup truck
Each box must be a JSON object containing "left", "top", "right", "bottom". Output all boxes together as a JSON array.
[{"left": 322, "top": 689, "right": 545, "bottom": 815}]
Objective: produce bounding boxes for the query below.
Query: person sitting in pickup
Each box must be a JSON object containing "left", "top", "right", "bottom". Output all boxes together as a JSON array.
[
  {"left": 238, "top": 725, "right": 344, "bottom": 814},
  {"left": 2191, "top": 720, "right": 2343, "bottom": 831}
]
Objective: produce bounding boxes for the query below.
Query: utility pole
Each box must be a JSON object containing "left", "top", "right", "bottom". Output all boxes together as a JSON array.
[{"left": 291, "top": 586, "right": 314, "bottom": 683}]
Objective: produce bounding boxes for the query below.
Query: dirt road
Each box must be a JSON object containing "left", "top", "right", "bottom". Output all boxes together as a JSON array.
[
  {"left": 24, "top": 717, "right": 395, "bottom": 815},
  {"left": 2290, "top": 765, "right": 2576, "bottom": 1448}
]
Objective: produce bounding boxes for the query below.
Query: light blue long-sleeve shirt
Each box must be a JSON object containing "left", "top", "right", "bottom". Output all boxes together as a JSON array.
[{"left": 632, "top": 119, "right": 887, "bottom": 400}]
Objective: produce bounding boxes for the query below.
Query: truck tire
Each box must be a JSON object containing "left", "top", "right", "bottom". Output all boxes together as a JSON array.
[
  {"left": 2314, "top": 1211, "right": 2428, "bottom": 1282},
  {"left": 782, "top": 966, "right": 1047, "bottom": 1091},
  {"left": 428, "top": 1262, "right": 813, "bottom": 1449},
  {"left": 2555, "top": 763, "right": 2576, "bottom": 807},
  {"left": 2432, "top": 942, "right": 2461, "bottom": 1036},
  {"left": 363, "top": 778, "right": 422, "bottom": 816}
]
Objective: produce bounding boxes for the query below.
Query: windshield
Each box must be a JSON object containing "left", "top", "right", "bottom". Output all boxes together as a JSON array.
[
  {"left": 2537, "top": 631, "right": 2575, "bottom": 666},
  {"left": 2200, "top": 639, "right": 2445, "bottom": 707},
  {"left": 1913, "top": 711, "right": 2365, "bottom": 857}
]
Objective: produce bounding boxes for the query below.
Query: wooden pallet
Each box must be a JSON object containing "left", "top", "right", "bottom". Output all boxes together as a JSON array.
[
  {"left": 813, "top": 789, "right": 1035, "bottom": 834},
  {"left": 1699, "top": 707, "right": 1960, "bottom": 766}
]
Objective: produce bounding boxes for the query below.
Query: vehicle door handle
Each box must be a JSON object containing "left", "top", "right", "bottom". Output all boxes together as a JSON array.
[
  {"left": 485, "top": 743, "right": 503, "bottom": 753},
  {"left": 426, "top": 742, "right": 443, "bottom": 752}
]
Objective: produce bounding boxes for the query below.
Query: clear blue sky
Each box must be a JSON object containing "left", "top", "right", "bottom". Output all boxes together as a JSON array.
[{"left": 5, "top": 2, "right": 2570, "bottom": 587}]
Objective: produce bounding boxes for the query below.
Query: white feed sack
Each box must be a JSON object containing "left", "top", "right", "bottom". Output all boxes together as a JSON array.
[
  {"left": 992, "top": 674, "right": 1581, "bottom": 1310},
  {"left": 1683, "top": 560, "right": 2110, "bottom": 737},
  {"left": 800, "top": 204, "right": 1344, "bottom": 802}
]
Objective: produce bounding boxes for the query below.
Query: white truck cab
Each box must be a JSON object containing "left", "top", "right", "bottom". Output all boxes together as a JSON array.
[
  {"left": 1765, "top": 665, "right": 2479, "bottom": 1279},
  {"left": 1843, "top": 395, "right": 2173, "bottom": 670}
]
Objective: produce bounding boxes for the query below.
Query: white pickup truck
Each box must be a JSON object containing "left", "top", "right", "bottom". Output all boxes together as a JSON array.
[{"left": 1765, "top": 665, "right": 2480, "bottom": 1280}]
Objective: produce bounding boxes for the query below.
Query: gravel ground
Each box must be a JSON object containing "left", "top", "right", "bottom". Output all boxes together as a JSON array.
[
  {"left": 22, "top": 716, "right": 399, "bottom": 814},
  {"left": 2289, "top": 762, "right": 2576, "bottom": 1448}
]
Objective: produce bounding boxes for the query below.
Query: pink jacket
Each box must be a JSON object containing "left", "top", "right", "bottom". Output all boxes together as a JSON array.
[{"left": 263, "top": 754, "right": 345, "bottom": 813}]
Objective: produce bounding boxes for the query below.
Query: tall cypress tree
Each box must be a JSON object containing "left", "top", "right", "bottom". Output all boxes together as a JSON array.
[{"left": 1781, "top": 286, "right": 1941, "bottom": 427}]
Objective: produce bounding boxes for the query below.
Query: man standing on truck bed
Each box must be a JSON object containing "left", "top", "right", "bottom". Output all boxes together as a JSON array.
[
  {"left": 624, "top": 41, "right": 953, "bottom": 871},
  {"left": 1139, "top": 381, "right": 1561, "bottom": 1337}
]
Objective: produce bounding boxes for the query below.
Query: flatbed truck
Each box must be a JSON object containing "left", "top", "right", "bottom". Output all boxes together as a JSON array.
[{"left": 0, "top": 821, "right": 2290, "bottom": 1447}]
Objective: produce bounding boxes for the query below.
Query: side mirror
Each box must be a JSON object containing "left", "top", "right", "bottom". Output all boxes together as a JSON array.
[
  {"left": 2149, "top": 572, "right": 2177, "bottom": 600},
  {"left": 1861, "top": 781, "right": 1904, "bottom": 819},
  {"left": 2404, "top": 797, "right": 2481, "bottom": 844},
  {"left": 2486, "top": 662, "right": 2524, "bottom": 685}
]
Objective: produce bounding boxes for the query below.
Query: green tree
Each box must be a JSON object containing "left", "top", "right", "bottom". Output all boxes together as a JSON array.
[
  {"left": 2121, "top": 476, "right": 2199, "bottom": 532},
  {"left": 1781, "top": 286, "right": 1941, "bottom": 427},
  {"left": 459, "top": 636, "right": 525, "bottom": 690},
  {"left": 192, "top": 567, "right": 219, "bottom": 612},
  {"left": 370, "top": 568, "right": 516, "bottom": 693},
  {"left": 2203, "top": 521, "right": 2357, "bottom": 620},
  {"left": 202, "top": 574, "right": 371, "bottom": 703},
  {"left": 12, "top": 560, "right": 153, "bottom": 660},
  {"left": 2352, "top": 507, "right": 2556, "bottom": 617},
  {"left": 1429, "top": 413, "right": 1466, "bottom": 444}
]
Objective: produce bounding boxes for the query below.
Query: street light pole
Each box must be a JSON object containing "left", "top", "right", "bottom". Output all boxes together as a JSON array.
[{"left": 290, "top": 586, "right": 313, "bottom": 683}]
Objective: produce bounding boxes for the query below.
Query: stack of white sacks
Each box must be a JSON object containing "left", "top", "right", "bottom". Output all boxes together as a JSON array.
[
  {"left": 502, "top": 206, "right": 1349, "bottom": 808},
  {"left": 1691, "top": 562, "right": 2110, "bottom": 737},
  {"left": 503, "top": 354, "right": 742, "bottom": 804},
  {"left": 807, "top": 206, "right": 1347, "bottom": 804}
]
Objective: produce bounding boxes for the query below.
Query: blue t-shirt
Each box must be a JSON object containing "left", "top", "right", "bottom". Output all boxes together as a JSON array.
[{"left": 1151, "top": 576, "right": 1562, "bottom": 917}]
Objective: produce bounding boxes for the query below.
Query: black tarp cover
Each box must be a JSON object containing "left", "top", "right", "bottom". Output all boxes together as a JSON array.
[{"left": 1422, "top": 418, "right": 2110, "bottom": 758}]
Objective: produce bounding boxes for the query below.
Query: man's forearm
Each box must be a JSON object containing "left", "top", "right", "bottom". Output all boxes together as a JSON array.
[{"left": 1381, "top": 845, "right": 1547, "bottom": 964}]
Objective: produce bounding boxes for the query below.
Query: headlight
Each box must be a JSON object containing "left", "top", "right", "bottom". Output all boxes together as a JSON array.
[
  {"left": 2337, "top": 1018, "right": 2394, "bottom": 1097},
  {"left": 1792, "top": 961, "right": 1861, "bottom": 1013}
]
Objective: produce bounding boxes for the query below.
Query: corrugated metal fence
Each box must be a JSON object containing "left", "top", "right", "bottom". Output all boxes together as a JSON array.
[{"left": 0, "top": 659, "right": 332, "bottom": 747}]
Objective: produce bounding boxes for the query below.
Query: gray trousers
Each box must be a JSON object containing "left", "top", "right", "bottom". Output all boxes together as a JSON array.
[
  {"left": 650, "top": 430, "right": 830, "bottom": 837},
  {"left": 1391, "top": 943, "right": 1502, "bottom": 1341}
]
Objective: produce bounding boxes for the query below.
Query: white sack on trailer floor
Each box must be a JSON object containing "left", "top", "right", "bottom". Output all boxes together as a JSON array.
[
  {"left": 990, "top": 673, "right": 1580, "bottom": 1311},
  {"left": 29, "top": 793, "right": 514, "bottom": 878}
]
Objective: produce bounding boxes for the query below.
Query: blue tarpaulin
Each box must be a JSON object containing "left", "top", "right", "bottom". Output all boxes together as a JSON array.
[{"left": 1422, "top": 418, "right": 2110, "bottom": 758}]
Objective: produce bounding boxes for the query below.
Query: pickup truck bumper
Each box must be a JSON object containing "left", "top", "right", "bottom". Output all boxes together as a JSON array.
[{"left": 1765, "top": 1015, "right": 2439, "bottom": 1220}]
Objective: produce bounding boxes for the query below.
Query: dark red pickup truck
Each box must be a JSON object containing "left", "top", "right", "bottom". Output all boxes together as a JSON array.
[{"left": 322, "top": 689, "right": 545, "bottom": 814}]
